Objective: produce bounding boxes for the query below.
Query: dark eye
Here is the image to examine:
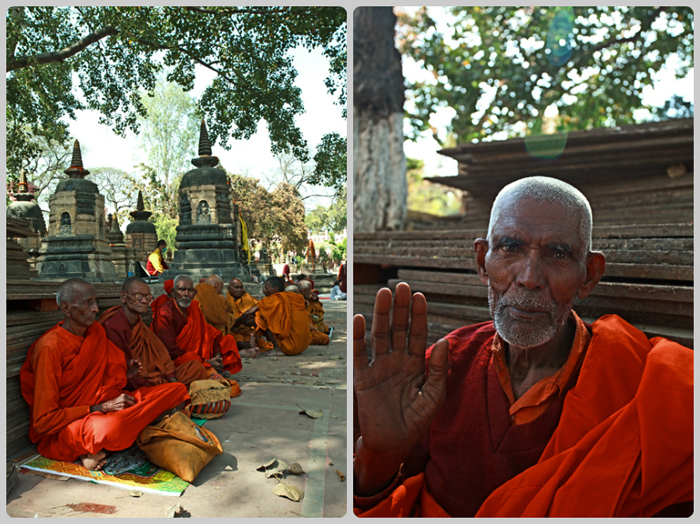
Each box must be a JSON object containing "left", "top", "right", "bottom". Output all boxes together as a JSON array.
[
  {"left": 501, "top": 244, "right": 516, "bottom": 252},
  {"left": 554, "top": 251, "right": 568, "bottom": 259}
]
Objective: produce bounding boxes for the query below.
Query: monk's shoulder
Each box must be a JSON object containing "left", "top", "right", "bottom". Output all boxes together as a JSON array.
[{"left": 31, "top": 326, "right": 81, "bottom": 363}]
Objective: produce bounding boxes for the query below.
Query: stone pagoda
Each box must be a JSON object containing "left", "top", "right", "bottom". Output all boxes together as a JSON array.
[
  {"left": 35, "top": 140, "right": 118, "bottom": 282},
  {"left": 106, "top": 213, "right": 139, "bottom": 277},
  {"left": 6, "top": 167, "right": 47, "bottom": 271},
  {"left": 160, "top": 121, "right": 249, "bottom": 282},
  {"left": 125, "top": 190, "right": 158, "bottom": 263}
]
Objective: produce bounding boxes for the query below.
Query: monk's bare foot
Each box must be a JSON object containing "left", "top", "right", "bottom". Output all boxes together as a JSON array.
[
  {"left": 267, "top": 348, "right": 286, "bottom": 356},
  {"left": 239, "top": 348, "right": 259, "bottom": 358},
  {"left": 80, "top": 450, "right": 108, "bottom": 471}
]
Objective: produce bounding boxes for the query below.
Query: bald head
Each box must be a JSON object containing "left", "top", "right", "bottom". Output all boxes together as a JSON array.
[
  {"left": 228, "top": 277, "right": 245, "bottom": 299},
  {"left": 122, "top": 276, "right": 146, "bottom": 293},
  {"left": 488, "top": 176, "right": 592, "bottom": 254},
  {"left": 297, "top": 279, "right": 313, "bottom": 299},
  {"left": 56, "top": 278, "right": 95, "bottom": 307},
  {"left": 207, "top": 274, "right": 224, "bottom": 294},
  {"left": 285, "top": 285, "right": 301, "bottom": 294}
]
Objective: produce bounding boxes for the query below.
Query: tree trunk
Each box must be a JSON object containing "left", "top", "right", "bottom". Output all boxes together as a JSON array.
[{"left": 353, "top": 7, "right": 407, "bottom": 233}]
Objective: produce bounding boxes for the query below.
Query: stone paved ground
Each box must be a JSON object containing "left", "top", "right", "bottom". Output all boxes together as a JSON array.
[{"left": 6, "top": 300, "right": 348, "bottom": 518}]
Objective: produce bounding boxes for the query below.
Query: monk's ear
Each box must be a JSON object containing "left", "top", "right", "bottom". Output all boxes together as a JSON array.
[
  {"left": 474, "top": 239, "right": 489, "bottom": 285},
  {"left": 120, "top": 291, "right": 128, "bottom": 305},
  {"left": 577, "top": 251, "right": 606, "bottom": 299},
  {"left": 58, "top": 301, "right": 70, "bottom": 317}
]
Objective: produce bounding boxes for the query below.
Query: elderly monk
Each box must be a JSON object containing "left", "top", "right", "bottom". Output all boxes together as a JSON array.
[
  {"left": 237, "top": 276, "right": 311, "bottom": 356},
  {"left": 227, "top": 277, "right": 273, "bottom": 352},
  {"left": 20, "top": 279, "right": 189, "bottom": 471},
  {"left": 196, "top": 275, "right": 233, "bottom": 335},
  {"left": 151, "top": 275, "right": 256, "bottom": 377},
  {"left": 100, "top": 277, "right": 208, "bottom": 389},
  {"left": 151, "top": 279, "right": 174, "bottom": 315},
  {"left": 354, "top": 176, "right": 693, "bottom": 518},
  {"left": 298, "top": 280, "right": 330, "bottom": 334}
]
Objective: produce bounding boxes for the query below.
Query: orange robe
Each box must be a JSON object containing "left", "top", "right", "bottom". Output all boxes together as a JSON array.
[
  {"left": 226, "top": 292, "right": 273, "bottom": 350},
  {"left": 306, "top": 298, "right": 329, "bottom": 334},
  {"left": 355, "top": 315, "right": 694, "bottom": 517},
  {"left": 255, "top": 292, "right": 311, "bottom": 356},
  {"left": 19, "top": 322, "right": 189, "bottom": 462},
  {"left": 152, "top": 299, "right": 243, "bottom": 375},
  {"left": 196, "top": 282, "right": 231, "bottom": 335},
  {"left": 99, "top": 306, "right": 208, "bottom": 389}
]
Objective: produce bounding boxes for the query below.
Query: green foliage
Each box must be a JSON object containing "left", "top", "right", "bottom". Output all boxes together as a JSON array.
[
  {"left": 152, "top": 215, "right": 179, "bottom": 256},
  {"left": 310, "top": 132, "right": 347, "bottom": 193},
  {"left": 399, "top": 6, "right": 694, "bottom": 144},
  {"left": 7, "top": 6, "right": 347, "bottom": 174},
  {"left": 406, "top": 157, "right": 462, "bottom": 216},
  {"left": 304, "top": 185, "right": 346, "bottom": 234},
  {"left": 331, "top": 237, "right": 347, "bottom": 263}
]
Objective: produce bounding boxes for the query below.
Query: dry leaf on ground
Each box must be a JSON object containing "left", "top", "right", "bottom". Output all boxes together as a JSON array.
[
  {"left": 296, "top": 405, "right": 324, "bottom": 419},
  {"left": 256, "top": 458, "right": 287, "bottom": 478},
  {"left": 335, "top": 469, "right": 345, "bottom": 482},
  {"left": 129, "top": 490, "right": 143, "bottom": 497},
  {"left": 288, "top": 463, "right": 305, "bottom": 475},
  {"left": 272, "top": 482, "right": 305, "bottom": 502}
]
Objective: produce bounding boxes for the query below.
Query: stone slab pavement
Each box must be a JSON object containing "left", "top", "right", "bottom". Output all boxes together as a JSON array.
[{"left": 6, "top": 301, "right": 349, "bottom": 518}]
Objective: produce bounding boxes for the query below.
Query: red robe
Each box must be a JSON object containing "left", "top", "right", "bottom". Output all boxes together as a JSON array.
[
  {"left": 355, "top": 315, "right": 693, "bottom": 517},
  {"left": 19, "top": 322, "right": 189, "bottom": 462},
  {"left": 151, "top": 298, "right": 242, "bottom": 374}
]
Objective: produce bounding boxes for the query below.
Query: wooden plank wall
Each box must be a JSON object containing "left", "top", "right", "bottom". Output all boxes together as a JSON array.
[
  {"left": 6, "top": 281, "right": 153, "bottom": 457},
  {"left": 354, "top": 223, "right": 693, "bottom": 351}
]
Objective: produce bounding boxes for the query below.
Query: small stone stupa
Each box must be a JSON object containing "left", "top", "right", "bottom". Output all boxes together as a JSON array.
[
  {"left": 106, "top": 213, "right": 139, "bottom": 277},
  {"left": 125, "top": 190, "right": 158, "bottom": 263},
  {"left": 160, "top": 120, "right": 249, "bottom": 282},
  {"left": 6, "top": 167, "right": 47, "bottom": 270},
  {"left": 35, "top": 140, "right": 118, "bottom": 282}
]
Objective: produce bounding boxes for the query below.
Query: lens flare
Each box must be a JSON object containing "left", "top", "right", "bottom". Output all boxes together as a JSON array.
[{"left": 545, "top": 7, "right": 574, "bottom": 66}]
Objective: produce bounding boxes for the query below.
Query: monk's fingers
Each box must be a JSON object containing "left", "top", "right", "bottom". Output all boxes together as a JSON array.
[
  {"left": 370, "top": 288, "right": 393, "bottom": 360},
  {"left": 390, "top": 282, "right": 412, "bottom": 352},
  {"left": 406, "top": 293, "right": 429, "bottom": 358},
  {"left": 353, "top": 314, "right": 369, "bottom": 371},
  {"left": 421, "top": 338, "right": 450, "bottom": 406}
]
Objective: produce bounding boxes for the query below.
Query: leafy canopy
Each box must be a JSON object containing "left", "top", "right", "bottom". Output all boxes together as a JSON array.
[
  {"left": 7, "top": 6, "right": 347, "bottom": 173},
  {"left": 399, "top": 6, "right": 693, "bottom": 144}
]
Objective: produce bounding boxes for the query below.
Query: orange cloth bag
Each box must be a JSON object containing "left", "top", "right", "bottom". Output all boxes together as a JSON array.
[
  {"left": 187, "top": 379, "right": 232, "bottom": 419},
  {"left": 137, "top": 411, "right": 223, "bottom": 482}
]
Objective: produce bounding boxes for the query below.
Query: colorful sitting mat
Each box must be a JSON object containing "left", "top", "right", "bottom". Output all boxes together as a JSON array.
[{"left": 19, "top": 446, "right": 189, "bottom": 497}]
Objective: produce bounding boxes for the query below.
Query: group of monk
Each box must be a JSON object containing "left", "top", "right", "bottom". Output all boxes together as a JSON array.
[{"left": 20, "top": 270, "right": 333, "bottom": 472}]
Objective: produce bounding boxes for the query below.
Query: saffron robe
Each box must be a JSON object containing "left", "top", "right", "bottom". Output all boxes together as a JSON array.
[
  {"left": 195, "top": 282, "right": 232, "bottom": 335},
  {"left": 19, "top": 322, "right": 189, "bottom": 462},
  {"left": 151, "top": 279, "right": 174, "bottom": 315},
  {"left": 306, "top": 298, "right": 329, "bottom": 334},
  {"left": 100, "top": 306, "right": 208, "bottom": 389},
  {"left": 151, "top": 299, "right": 242, "bottom": 374},
  {"left": 355, "top": 315, "right": 693, "bottom": 517},
  {"left": 226, "top": 292, "right": 273, "bottom": 350},
  {"left": 255, "top": 292, "right": 311, "bottom": 356}
]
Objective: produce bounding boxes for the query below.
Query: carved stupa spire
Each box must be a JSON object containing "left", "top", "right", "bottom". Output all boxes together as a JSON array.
[
  {"left": 14, "top": 166, "right": 35, "bottom": 202},
  {"left": 191, "top": 120, "right": 219, "bottom": 168},
  {"left": 130, "top": 189, "right": 152, "bottom": 222},
  {"left": 136, "top": 189, "right": 145, "bottom": 211},
  {"left": 64, "top": 140, "right": 90, "bottom": 179}
]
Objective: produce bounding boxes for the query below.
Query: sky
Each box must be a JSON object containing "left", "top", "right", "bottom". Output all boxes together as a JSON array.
[
  {"left": 66, "top": 47, "right": 346, "bottom": 214},
  {"left": 398, "top": 6, "right": 695, "bottom": 181}
]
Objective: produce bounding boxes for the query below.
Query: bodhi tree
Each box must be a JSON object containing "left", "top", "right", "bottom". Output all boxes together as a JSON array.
[
  {"left": 353, "top": 6, "right": 693, "bottom": 232},
  {"left": 6, "top": 6, "right": 347, "bottom": 175}
]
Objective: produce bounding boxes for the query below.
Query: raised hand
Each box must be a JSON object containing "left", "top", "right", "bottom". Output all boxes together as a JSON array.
[{"left": 353, "top": 282, "right": 449, "bottom": 496}]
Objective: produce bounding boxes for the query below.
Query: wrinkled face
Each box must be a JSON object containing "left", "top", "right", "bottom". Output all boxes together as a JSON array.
[
  {"left": 263, "top": 281, "right": 276, "bottom": 297},
  {"left": 300, "top": 286, "right": 312, "bottom": 300},
  {"left": 173, "top": 278, "right": 195, "bottom": 308},
  {"left": 62, "top": 283, "right": 99, "bottom": 328},
  {"left": 482, "top": 198, "right": 587, "bottom": 349},
  {"left": 228, "top": 279, "right": 244, "bottom": 299},
  {"left": 122, "top": 281, "right": 153, "bottom": 315}
]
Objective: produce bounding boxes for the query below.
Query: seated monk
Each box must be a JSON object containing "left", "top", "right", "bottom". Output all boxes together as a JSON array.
[
  {"left": 237, "top": 276, "right": 311, "bottom": 356},
  {"left": 100, "top": 277, "right": 209, "bottom": 390},
  {"left": 297, "top": 273, "right": 315, "bottom": 290},
  {"left": 195, "top": 275, "right": 232, "bottom": 335},
  {"left": 287, "top": 285, "right": 328, "bottom": 346},
  {"left": 226, "top": 277, "right": 274, "bottom": 352},
  {"left": 151, "top": 275, "right": 257, "bottom": 378},
  {"left": 20, "top": 278, "right": 190, "bottom": 471},
  {"left": 151, "top": 279, "right": 174, "bottom": 315},
  {"left": 298, "top": 280, "right": 330, "bottom": 334},
  {"left": 353, "top": 177, "right": 693, "bottom": 517}
]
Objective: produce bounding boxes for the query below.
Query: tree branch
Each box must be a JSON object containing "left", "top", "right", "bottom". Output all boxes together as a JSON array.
[{"left": 8, "top": 25, "right": 118, "bottom": 72}]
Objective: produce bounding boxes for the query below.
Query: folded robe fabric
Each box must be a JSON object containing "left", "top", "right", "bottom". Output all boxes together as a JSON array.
[
  {"left": 306, "top": 298, "right": 329, "bottom": 334},
  {"left": 20, "top": 321, "right": 189, "bottom": 462},
  {"left": 355, "top": 314, "right": 693, "bottom": 518},
  {"left": 226, "top": 291, "right": 274, "bottom": 351},
  {"left": 255, "top": 292, "right": 311, "bottom": 356},
  {"left": 100, "top": 306, "right": 208, "bottom": 388},
  {"left": 195, "top": 282, "right": 231, "bottom": 335}
]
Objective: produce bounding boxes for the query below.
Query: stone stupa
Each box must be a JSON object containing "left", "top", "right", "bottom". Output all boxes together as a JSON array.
[
  {"left": 35, "top": 140, "right": 118, "bottom": 282},
  {"left": 160, "top": 121, "right": 249, "bottom": 282},
  {"left": 6, "top": 167, "right": 47, "bottom": 271}
]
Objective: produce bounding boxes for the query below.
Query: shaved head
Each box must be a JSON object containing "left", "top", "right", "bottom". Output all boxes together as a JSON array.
[
  {"left": 228, "top": 277, "right": 245, "bottom": 299},
  {"left": 488, "top": 176, "right": 592, "bottom": 254},
  {"left": 122, "top": 276, "right": 146, "bottom": 293},
  {"left": 56, "top": 278, "right": 94, "bottom": 306},
  {"left": 207, "top": 274, "right": 224, "bottom": 294},
  {"left": 285, "top": 285, "right": 301, "bottom": 294}
]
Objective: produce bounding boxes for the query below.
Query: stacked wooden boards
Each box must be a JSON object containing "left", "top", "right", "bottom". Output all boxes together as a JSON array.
[
  {"left": 354, "top": 223, "right": 693, "bottom": 350},
  {"left": 6, "top": 280, "right": 154, "bottom": 458}
]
